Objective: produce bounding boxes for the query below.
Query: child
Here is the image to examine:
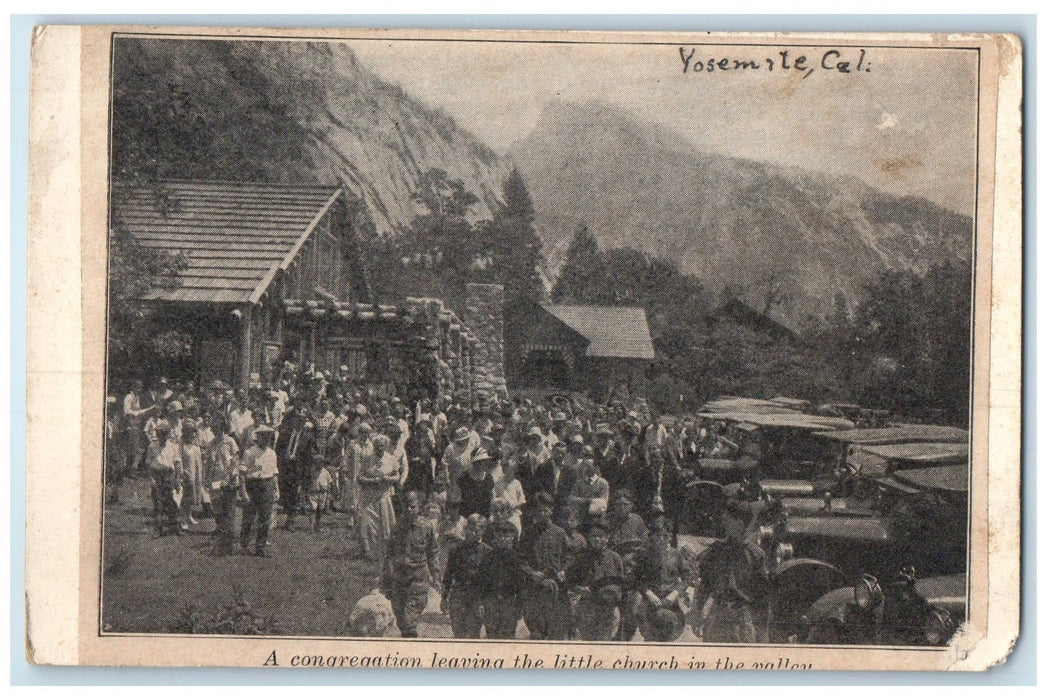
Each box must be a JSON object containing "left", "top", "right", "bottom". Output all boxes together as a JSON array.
[
  {"left": 566, "top": 518, "right": 625, "bottom": 641},
  {"left": 383, "top": 491, "right": 440, "bottom": 638},
  {"left": 309, "top": 464, "right": 332, "bottom": 532},
  {"left": 519, "top": 492, "right": 571, "bottom": 640},
  {"left": 441, "top": 513, "right": 489, "bottom": 638},
  {"left": 477, "top": 520, "right": 523, "bottom": 639}
]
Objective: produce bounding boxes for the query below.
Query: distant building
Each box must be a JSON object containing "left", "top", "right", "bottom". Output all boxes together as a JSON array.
[
  {"left": 112, "top": 180, "right": 500, "bottom": 399},
  {"left": 505, "top": 301, "right": 655, "bottom": 398},
  {"left": 712, "top": 297, "right": 801, "bottom": 342}
]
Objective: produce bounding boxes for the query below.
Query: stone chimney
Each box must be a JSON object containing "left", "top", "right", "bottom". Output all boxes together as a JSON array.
[{"left": 463, "top": 283, "right": 507, "bottom": 399}]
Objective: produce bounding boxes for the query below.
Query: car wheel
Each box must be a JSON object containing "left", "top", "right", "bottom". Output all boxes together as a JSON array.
[{"left": 808, "top": 619, "right": 845, "bottom": 645}]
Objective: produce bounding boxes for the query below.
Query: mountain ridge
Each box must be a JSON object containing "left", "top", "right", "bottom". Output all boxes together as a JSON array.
[{"left": 508, "top": 99, "right": 972, "bottom": 322}]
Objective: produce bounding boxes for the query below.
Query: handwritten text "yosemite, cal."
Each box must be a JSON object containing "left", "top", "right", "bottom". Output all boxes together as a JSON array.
[{"left": 678, "top": 48, "right": 872, "bottom": 78}]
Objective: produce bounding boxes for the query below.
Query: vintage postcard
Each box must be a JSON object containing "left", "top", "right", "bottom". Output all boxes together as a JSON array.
[{"left": 26, "top": 26, "right": 1021, "bottom": 671}]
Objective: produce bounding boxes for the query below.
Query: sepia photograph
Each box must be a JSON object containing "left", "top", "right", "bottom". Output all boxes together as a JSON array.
[{"left": 23, "top": 25, "right": 1022, "bottom": 669}]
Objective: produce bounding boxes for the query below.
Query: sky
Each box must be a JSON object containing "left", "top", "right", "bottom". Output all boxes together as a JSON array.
[{"left": 349, "top": 37, "right": 979, "bottom": 215}]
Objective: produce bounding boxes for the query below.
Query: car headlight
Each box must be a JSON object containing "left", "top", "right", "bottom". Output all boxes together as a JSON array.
[
  {"left": 853, "top": 574, "right": 882, "bottom": 610},
  {"left": 775, "top": 542, "right": 794, "bottom": 563},
  {"left": 923, "top": 609, "right": 953, "bottom": 646}
]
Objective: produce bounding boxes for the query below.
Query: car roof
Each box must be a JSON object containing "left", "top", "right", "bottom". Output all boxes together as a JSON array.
[
  {"left": 814, "top": 425, "right": 969, "bottom": 445},
  {"left": 860, "top": 442, "right": 969, "bottom": 464},
  {"left": 892, "top": 464, "right": 970, "bottom": 493}
]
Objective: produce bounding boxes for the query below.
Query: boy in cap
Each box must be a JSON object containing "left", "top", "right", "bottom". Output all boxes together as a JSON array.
[
  {"left": 383, "top": 491, "right": 440, "bottom": 638},
  {"left": 637, "top": 509, "right": 696, "bottom": 642},
  {"left": 606, "top": 488, "right": 649, "bottom": 641},
  {"left": 308, "top": 459, "right": 333, "bottom": 532},
  {"left": 518, "top": 492, "right": 571, "bottom": 640},
  {"left": 607, "top": 489, "right": 650, "bottom": 544},
  {"left": 566, "top": 518, "right": 625, "bottom": 641},
  {"left": 239, "top": 425, "right": 280, "bottom": 557},
  {"left": 441, "top": 513, "right": 489, "bottom": 638},
  {"left": 477, "top": 519, "right": 524, "bottom": 639}
]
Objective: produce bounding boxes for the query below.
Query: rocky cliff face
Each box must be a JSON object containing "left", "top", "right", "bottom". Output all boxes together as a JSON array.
[
  {"left": 508, "top": 100, "right": 973, "bottom": 320},
  {"left": 111, "top": 40, "right": 972, "bottom": 325},
  {"left": 111, "top": 38, "right": 511, "bottom": 234}
]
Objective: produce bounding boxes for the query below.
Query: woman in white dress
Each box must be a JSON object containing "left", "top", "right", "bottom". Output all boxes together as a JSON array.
[
  {"left": 490, "top": 454, "right": 526, "bottom": 535},
  {"left": 357, "top": 433, "right": 400, "bottom": 560}
]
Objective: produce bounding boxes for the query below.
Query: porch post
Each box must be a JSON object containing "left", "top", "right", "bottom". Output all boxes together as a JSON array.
[{"left": 237, "top": 305, "right": 253, "bottom": 392}]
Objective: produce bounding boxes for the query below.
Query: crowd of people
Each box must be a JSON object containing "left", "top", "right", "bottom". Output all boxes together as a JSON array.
[{"left": 104, "top": 362, "right": 771, "bottom": 642}]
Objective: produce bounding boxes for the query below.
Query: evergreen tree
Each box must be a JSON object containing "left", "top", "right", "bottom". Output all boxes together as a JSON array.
[
  {"left": 489, "top": 168, "right": 545, "bottom": 304},
  {"left": 550, "top": 223, "right": 609, "bottom": 303}
]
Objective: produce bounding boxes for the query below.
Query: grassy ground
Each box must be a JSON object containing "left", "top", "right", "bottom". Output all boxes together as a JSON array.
[
  {"left": 101, "top": 474, "right": 451, "bottom": 637},
  {"left": 101, "top": 474, "right": 702, "bottom": 641}
]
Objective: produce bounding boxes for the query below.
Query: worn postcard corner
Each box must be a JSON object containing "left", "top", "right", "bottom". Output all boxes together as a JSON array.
[{"left": 25, "top": 25, "right": 1022, "bottom": 672}]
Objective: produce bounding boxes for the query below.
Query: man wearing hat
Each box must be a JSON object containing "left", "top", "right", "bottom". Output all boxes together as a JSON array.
[
  {"left": 239, "top": 425, "right": 280, "bottom": 556},
  {"left": 516, "top": 426, "right": 551, "bottom": 504},
  {"left": 440, "top": 425, "right": 475, "bottom": 505},
  {"left": 456, "top": 448, "right": 495, "bottom": 519},
  {"left": 607, "top": 488, "right": 650, "bottom": 641},
  {"left": 205, "top": 416, "right": 242, "bottom": 555},
  {"left": 566, "top": 518, "right": 625, "bottom": 641},
  {"left": 275, "top": 409, "right": 318, "bottom": 532},
  {"left": 477, "top": 520, "right": 524, "bottom": 639},
  {"left": 549, "top": 410, "right": 570, "bottom": 449},
  {"left": 696, "top": 499, "right": 770, "bottom": 643},
  {"left": 519, "top": 492, "right": 571, "bottom": 640}
]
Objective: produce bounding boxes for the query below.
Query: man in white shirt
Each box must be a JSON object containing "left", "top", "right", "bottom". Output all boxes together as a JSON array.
[
  {"left": 123, "top": 380, "right": 154, "bottom": 474},
  {"left": 239, "top": 425, "right": 280, "bottom": 557}
]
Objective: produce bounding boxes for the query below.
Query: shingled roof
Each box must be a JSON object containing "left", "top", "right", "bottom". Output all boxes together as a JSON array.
[
  {"left": 541, "top": 305, "right": 655, "bottom": 360},
  {"left": 111, "top": 181, "right": 342, "bottom": 304}
]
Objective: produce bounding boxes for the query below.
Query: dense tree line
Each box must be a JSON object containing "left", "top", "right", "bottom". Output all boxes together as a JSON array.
[
  {"left": 551, "top": 224, "right": 972, "bottom": 424},
  {"left": 360, "top": 167, "right": 546, "bottom": 311}
]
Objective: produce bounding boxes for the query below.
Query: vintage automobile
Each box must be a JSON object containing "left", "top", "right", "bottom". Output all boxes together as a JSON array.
[
  {"left": 802, "top": 568, "right": 966, "bottom": 646},
  {"left": 769, "top": 462, "right": 969, "bottom": 580},
  {"left": 770, "top": 430, "right": 969, "bottom": 517}
]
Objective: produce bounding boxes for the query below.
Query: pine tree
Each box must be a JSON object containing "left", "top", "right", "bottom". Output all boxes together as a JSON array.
[
  {"left": 550, "top": 222, "right": 609, "bottom": 303},
  {"left": 490, "top": 168, "right": 545, "bottom": 304}
]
